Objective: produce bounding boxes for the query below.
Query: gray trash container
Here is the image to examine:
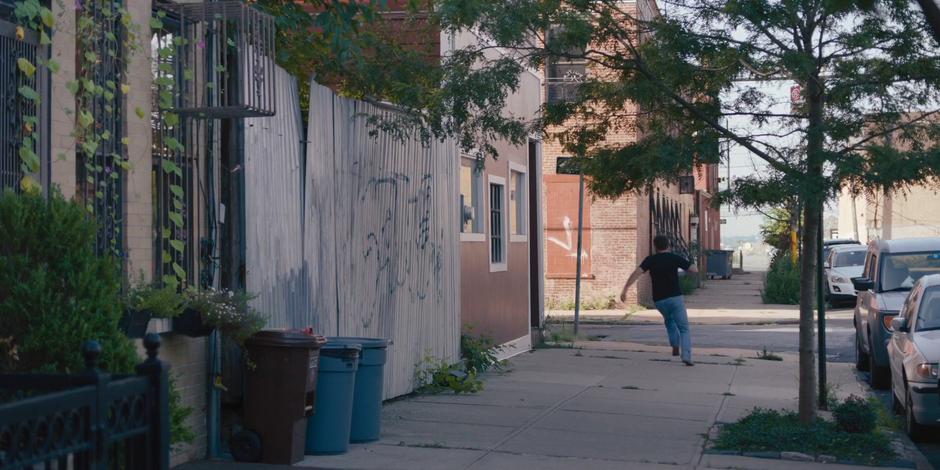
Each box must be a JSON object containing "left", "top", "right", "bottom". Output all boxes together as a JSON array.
[{"left": 706, "top": 250, "right": 734, "bottom": 279}]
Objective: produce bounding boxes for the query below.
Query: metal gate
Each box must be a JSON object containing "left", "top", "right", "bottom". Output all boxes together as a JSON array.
[{"left": 651, "top": 190, "right": 691, "bottom": 259}]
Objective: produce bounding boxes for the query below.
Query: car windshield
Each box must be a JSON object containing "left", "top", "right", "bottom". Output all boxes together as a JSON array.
[
  {"left": 915, "top": 287, "right": 940, "bottom": 331},
  {"left": 834, "top": 250, "right": 866, "bottom": 267},
  {"left": 880, "top": 252, "right": 940, "bottom": 292}
]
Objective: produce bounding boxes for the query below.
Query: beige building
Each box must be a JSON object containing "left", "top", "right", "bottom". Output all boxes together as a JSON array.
[{"left": 839, "top": 185, "right": 940, "bottom": 243}]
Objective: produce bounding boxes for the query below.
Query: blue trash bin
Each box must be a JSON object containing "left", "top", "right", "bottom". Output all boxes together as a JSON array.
[
  {"left": 305, "top": 342, "right": 360, "bottom": 455},
  {"left": 328, "top": 337, "right": 389, "bottom": 442}
]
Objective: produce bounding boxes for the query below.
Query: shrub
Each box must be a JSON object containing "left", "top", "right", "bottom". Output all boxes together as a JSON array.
[
  {"left": 833, "top": 395, "right": 877, "bottom": 434},
  {"left": 762, "top": 254, "right": 800, "bottom": 304},
  {"left": 0, "top": 190, "right": 136, "bottom": 374},
  {"left": 0, "top": 190, "right": 193, "bottom": 445},
  {"left": 126, "top": 275, "right": 186, "bottom": 319},
  {"left": 460, "top": 328, "right": 506, "bottom": 374},
  {"left": 414, "top": 356, "right": 482, "bottom": 394},
  {"left": 679, "top": 273, "right": 699, "bottom": 295}
]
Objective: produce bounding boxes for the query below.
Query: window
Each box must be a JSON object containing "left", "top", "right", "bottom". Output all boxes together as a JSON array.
[
  {"left": 460, "top": 161, "right": 484, "bottom": 239},
  {"left": 834, "top": 250, "right": 866, "bottom": 267},
  {"left": 879, "top": 251, "right": 940, "bottom": 292},
  {"left": 489, "top": 176, "right": 507, "bottom": 271},
  {"left": 916, "top": 287, "right": 940, "bottom": 331},
  {"left": 509, "top": 163, "right": 527, "bottom": 241},
  {"left": 545, "top": 25, "right": 587, "bottom": 104}
]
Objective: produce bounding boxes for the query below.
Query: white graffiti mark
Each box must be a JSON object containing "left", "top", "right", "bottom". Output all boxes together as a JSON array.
[{"left": 546, "top": 216, "right": 589, "bottom": 259}]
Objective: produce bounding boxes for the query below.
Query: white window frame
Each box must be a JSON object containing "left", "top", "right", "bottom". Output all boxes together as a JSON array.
[
  {"left": 509, "top": 162, "right": 528, "bottom": 243},
  {"left": 460, "top": 155, "right": 486, "bottom": 242},
  {"left": 488, "top": 175, "right": 508, "bottom": 272}
]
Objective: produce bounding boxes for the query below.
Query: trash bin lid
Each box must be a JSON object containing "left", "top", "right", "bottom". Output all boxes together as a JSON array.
[
  {"left": 246, "top": 329, "right": 327, "bottom": 349},
  {"left": 321, "top": 342, "right": 362, "bottom": 359},
  {"left": 327, "top": 337, "right": 389, "bottom": 350}
]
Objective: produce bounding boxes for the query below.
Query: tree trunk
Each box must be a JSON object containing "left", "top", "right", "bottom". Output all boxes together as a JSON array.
[{"left": 798, "top": 200, "right": 820, "bottom": 424}]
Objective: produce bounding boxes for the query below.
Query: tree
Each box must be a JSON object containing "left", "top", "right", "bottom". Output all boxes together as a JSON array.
[
  {"left": 259, "top": 0, "right": 940, "bottom": 423},
  {"left": 423, "top": 0, "right": 940, "bottom": 423}
]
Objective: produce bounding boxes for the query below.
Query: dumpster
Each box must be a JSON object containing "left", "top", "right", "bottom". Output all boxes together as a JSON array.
[
  {"left": 328, "top": 337, "right": 389, "bottom": 442},
  {"left": 236, "top": 330, "right": 326, "bottom": 464},
  {"left": 706, "top": 250, "right": 734, "bottom": 279},
  {"left": 305, "top": 342, "right": 361, "bottom": 454}
]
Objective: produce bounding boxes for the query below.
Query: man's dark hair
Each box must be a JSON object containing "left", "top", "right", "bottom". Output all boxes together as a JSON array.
[{"left": 653, "top": 235, "right": 670, "bottom": 251}]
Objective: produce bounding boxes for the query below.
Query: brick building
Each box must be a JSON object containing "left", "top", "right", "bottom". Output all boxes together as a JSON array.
[{"left": 541, "top": 0, "right": 721, "bottom": 307}]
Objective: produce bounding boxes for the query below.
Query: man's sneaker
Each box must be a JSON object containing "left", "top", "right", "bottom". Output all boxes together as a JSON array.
[
  {"left": 672, "top": 346, "right": 680, "bottom": 357},
  {"left": 683, "top": 359, "right": 695, "bottom": 366}
]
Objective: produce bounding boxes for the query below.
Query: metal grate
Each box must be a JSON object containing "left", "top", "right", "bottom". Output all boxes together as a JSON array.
[
  {"left": 75, "top": 0, "right": 127, "bottom": 259},
  {"left": 0, "top": 17, "right": 39, "bottom": 192},
  {"left": 152, "top": 10, "right": 197, "bottom": 287},
  {"left": 170, "top": 1, "right": 276, "bottom": 118},
  {"left": 651, "top": 190, "right": 691, "bottom": 260}
]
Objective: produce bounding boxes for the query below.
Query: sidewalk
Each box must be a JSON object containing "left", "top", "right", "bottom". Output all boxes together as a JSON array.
[
  {"left": 547, "top": 271, "right": 854, "bottom": 325},
  {"left": 180, "top": 342, "right": 926, "bottom": 470}
]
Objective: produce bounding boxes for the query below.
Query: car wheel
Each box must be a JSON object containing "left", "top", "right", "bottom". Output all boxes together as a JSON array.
[
  {"left": 855, "top": 333, "right": 870, "bottom": 372},
  {"left": 905, "top": 387, "right": 927, "bottom": 442},
  {"left": 868, "top": 336, "right": 890, "bottom": 389}
]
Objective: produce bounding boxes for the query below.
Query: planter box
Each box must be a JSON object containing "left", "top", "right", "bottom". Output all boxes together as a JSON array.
[
  {"left": 120, "top": 309, "right": 152, "bottom": 339},
  {"left": 173, "top": 309, "right": 214, "bottom": 337}
]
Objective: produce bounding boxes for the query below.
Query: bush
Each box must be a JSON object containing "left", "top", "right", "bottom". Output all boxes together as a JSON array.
[
  {"left": 762, "top": 254, "right": 800, "bottom": 304},
  {"left": 460, "top": 328, "right": 506, "bottom": 374},
  {"left": 680, "top": 273, "right": 699, "bottom": 295},
  {"left": 713, "top": 407, "right": 894, "bottom": 465},
  {"left": 0, "top": 190, "right": 136, "bottom": 374},
  {"left": 414, "top": 356, "right": 482, "bottom": 394},
  {"left": 833, "top": 395, "right": 877, "bottom": 434},
  {"left": 0, "top": 190, "right": 193, "bottom": 445}
]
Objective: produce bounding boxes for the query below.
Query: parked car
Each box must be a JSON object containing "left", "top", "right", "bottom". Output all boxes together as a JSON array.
[
  {"left": 852, "top": 237, "right": 940, "bottom": 389},
  {"left": 823, "top": 238, "right": 861, "bottom": 263},
  {"left": 887, "top": 274, "right": 940, "bottom": 440},
  {"left": 825, "top": 244, "right": 867, "bottom": 307}
]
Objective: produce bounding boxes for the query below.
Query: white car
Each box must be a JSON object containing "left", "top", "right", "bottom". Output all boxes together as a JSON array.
[
  {"left": 887, "top": 274, "right": 940, "bottom": 440},
  {"left": 825, "top": 244, "right": 866, "bottom": 307}
]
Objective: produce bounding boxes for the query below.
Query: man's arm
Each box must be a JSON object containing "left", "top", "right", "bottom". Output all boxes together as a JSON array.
[{"left": 620, "top": 267, "right": 646, "bottom": 302}]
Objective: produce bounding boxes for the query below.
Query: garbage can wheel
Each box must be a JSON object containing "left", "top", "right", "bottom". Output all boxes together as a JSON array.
[{"left": 230, "top": 429, "right": 262, "bottom": 463}]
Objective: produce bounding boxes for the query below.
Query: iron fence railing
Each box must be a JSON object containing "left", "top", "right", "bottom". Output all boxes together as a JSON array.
[
  {"left": 651, "top": 190, "right": 691, "bottom": 260},
  {"left": 0, "top": 334, "right": 170, "bottom": 470}
]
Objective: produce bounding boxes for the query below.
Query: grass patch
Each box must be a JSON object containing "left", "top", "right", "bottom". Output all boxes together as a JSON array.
[
  {"left": 712, "top": 408, "right": 896, "bottom": 465},
  {"left": 755, "top": 347, "right": 783, "bottom": 361}
]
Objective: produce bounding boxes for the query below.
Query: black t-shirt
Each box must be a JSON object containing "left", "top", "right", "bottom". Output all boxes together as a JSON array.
[{"left": 640, "top": 252, "right": 692, "bottom": 302}]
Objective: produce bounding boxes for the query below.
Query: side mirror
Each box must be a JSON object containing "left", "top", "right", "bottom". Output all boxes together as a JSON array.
[
  {"left": 852, "top": 277, "right": 874, "bottom": 291},
  {"left": 891, "top": 317, "right": 908, "bottom": 332}
]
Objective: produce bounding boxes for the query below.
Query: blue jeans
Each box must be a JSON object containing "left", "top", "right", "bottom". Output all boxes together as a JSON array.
[{"left": 654, "top": 295, "right": 692, "bottom": 362}]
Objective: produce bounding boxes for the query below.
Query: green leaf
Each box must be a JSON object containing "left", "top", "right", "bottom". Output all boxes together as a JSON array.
[
  {"left": 19, "top": 146, "right": 40, "bottom": 172},
  {"left": 172, "top": 262, "right": 186, "bottom": 279},
  {"left": 227, "top": 38, "right": 237, "bottom": 48},
  {"left": 78, "top": 110, "right": 94, "bottom": 128},
  {"left": 18, "top": 85, "right": 40, "bottom": 102},
  {"left": 150, "top": 17, "right": 163, "bottom": 30},
  {"left": 20, "top": 175, "right": 40, "bottom": 193},
  {"left": 170, "top": 184, "right": 185, "bottom": 198},
  {"left": 135, "top": 107, "right": 146, "bottom": 119},
  {"left": 162, "top": 159, "right": 181, "bottom": 176},
  {"left": 169, "top": 239, "right": 185, "bottom": 253},
  {"left": 168, "top": 212, "right": 184, "bottom": 227},
  {"left": 165, "top": 137, "right": 184, "bottom": 152},
  {"left": 45, "top": 58, "right": 60, "bottom": 73},
  {"left": 40, "top": 31, "right": 51, "bottom": 45},
  {"left": 106, "top": 80, "right": 116, "bottom": 90},
  {"left": 163, "top": 228, "right": 172, "bottom": 239},
  {"left": 17, "top": 58, "right": 36, "bottom": 77},
  {"left": 84, "top": 51, "right": 97, "bottom": 63},
  {"left": 164, "top": 113, "right": 179, "bottom": 127},
  {"left": 121, "top": 137, "right": 130, "bottom": 146},
  {"left": 100, "top": 130, "right": 111, "bottom": 141},
  {"left": 183, "top": 69, "right": 194, "bottom": 81},
  {"left": 81, "top": 140, "right": 98, "bottom": 156},
  {"left": 40, "top": 8, "right": 54, "bottom": 28},
  {"left": 65, "top": 80, "right": 79, "bottom": 95}
]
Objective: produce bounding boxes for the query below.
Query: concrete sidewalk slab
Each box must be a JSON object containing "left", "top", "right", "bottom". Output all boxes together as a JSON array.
[{"left": 179, "top": 342, "right": 924, "bottom": 470}]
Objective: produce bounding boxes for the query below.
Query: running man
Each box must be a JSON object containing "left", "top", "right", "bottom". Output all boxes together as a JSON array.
[{"left": 620, "top": 235, "right": 698, "bottom": 366}]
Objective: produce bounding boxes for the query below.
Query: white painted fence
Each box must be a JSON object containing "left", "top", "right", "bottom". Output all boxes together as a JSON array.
[
  {"left": 244, "top": 73, "right": 461, "bottom": 399},
  {"left": 304, "top": 83, "right": 461, "bottom": 399}
]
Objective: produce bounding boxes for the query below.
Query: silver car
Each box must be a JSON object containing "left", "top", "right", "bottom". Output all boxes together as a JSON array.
[
  {"left": 888, "top": 274, "right": 940, "bottom": 440},
  {"left": 825, "top": 244, "right": 866, "bottom": 307}
]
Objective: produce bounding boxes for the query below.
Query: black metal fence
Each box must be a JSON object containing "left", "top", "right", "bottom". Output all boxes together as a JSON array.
[
  {"left": 0, "top": 334, "right": 170, "bottom": 470},
  {"left": 651, "top": 190, "right": 691, "bottom": 260}
]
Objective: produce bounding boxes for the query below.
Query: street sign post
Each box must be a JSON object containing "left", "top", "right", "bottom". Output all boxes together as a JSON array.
[{"left": 557, "top": 157, "right": 585, "bottom": 335}]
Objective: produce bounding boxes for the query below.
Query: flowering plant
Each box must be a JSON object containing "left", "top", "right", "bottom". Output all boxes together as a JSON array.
[{"left": 183, "top": 288, "right": 266, "bottom": 346}]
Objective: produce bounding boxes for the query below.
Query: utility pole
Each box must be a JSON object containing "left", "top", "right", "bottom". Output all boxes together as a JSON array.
[
  {"left": 817, "top": 210, "right": 828, "bottom": 409},
  {"left": 573, "top": 170, "right": 585, "bottom": 336}
]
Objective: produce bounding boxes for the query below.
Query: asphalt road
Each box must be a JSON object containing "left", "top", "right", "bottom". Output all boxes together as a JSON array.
[{"left": 558, "top": 311, "right": 857, "bottom": 362}]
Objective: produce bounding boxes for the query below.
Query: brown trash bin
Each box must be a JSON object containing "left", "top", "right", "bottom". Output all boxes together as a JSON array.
[{"left": 240, "top": 330, "right": 326, "bottom": 464}]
